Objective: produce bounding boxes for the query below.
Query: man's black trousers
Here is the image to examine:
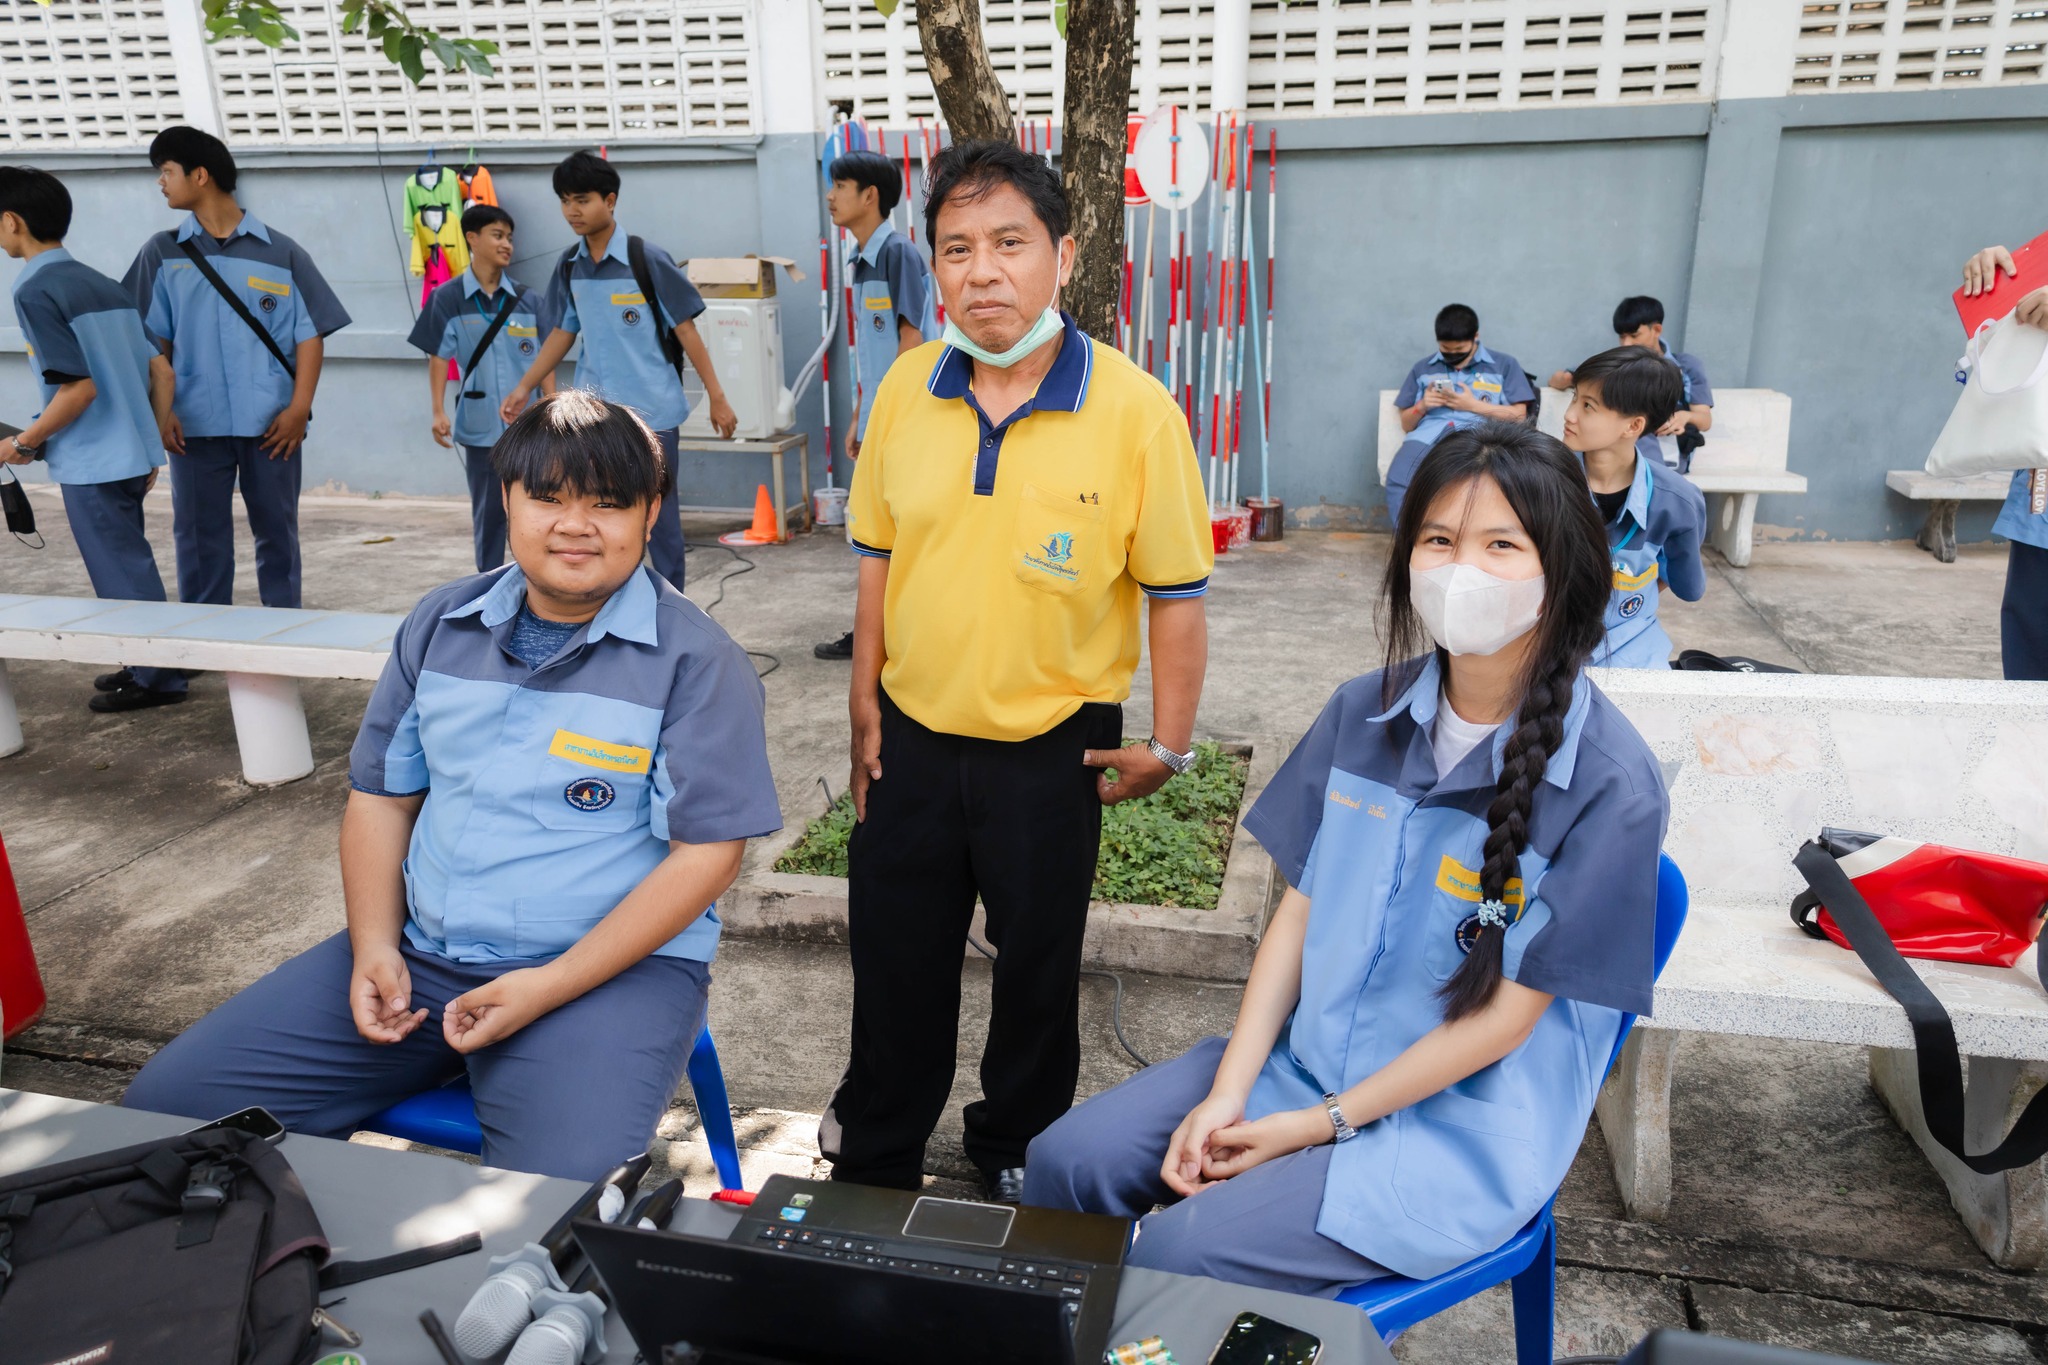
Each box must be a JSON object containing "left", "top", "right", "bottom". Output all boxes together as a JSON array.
[{"left": 825, "top": 691, "right": 1121, "bottom": 1188}]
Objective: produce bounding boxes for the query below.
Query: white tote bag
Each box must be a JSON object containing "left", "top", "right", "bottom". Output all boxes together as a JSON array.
[{"left": 1925, "top": 312, "right": 2048, "bottom": 478}]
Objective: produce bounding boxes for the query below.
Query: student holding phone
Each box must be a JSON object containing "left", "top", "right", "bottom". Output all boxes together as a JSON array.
[{"left": 1027, "top": 423, "right": 1667, "bottom": 1296}]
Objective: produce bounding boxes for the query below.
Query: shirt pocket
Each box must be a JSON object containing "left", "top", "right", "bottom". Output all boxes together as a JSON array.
[
  {"left": 1390, "top": 1090, "right": 1540, "bottom": 1252},
  {"left": 1012, "top": 483, "right": 1108, "bottom": 599},
  {"left": 1422, "top": 852, "right": 1523, "bottom": 982},
  {"left": 511, "top": 893, "right": 620, "bottom": 958},
  {"left": 529, "top": 730, "right": 654, "bottom": 834}
]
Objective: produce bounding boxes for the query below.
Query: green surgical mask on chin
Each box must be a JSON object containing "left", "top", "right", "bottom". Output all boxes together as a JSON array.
[{"left": 941, "top": 306, "right": 1064, "bottom": 368}]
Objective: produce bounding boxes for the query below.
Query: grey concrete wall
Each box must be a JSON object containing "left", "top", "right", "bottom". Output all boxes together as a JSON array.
[{"left": 7, "top": 86, "right": 2048, "bottom": 543}]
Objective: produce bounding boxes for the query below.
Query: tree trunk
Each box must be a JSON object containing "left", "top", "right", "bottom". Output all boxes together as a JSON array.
[
  {"left": 915, "top": 0, "right": 1015, "bottom": 143},
  {"left": 1056, "top": 0, "right": 1135, "bottom": 343},
  {"left": 915, "top": 0, "right": 1135, "bottom": 344}
]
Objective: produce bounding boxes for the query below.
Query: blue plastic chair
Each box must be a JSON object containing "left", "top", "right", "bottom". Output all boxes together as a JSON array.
[
  {"left": 1336, "top": 853, "right": 1690, "bottom": 1362},
  {"left": 362, "top": 1023, "right": 746, "bottom": 1191}
]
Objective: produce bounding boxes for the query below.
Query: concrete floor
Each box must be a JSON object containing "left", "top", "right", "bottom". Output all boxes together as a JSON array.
[{"left": 0, "top": 483, "right": 2038, "bottom": 1364}]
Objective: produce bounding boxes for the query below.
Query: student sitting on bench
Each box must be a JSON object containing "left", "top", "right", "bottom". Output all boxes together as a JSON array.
[{"left": 123, "top": 392, "right": 782, "bottom": 1181}]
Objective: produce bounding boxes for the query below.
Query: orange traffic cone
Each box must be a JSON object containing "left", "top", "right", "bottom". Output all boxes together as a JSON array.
[{"left": 719, "top": 484, "right": 782, "bottom": 547}]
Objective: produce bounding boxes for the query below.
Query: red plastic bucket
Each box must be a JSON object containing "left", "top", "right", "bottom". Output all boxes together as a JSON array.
[{"left": 0, "top": 830, "right": 46, "bottom": 1040}]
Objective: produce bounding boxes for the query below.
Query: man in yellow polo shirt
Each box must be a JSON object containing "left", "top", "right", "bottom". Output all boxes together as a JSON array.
[{"left": 825, "top": 139, "right": 1213, "bottom": 1202}]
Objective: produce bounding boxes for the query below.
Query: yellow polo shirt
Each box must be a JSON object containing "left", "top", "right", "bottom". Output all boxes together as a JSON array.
[{"left": 846, "top": 313, "right": 1214, "bottom": 742}]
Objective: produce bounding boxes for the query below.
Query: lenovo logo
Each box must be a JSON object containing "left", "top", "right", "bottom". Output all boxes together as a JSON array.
[{"left": 637, "top": 1259, "right": 737, "bottom": 1283}]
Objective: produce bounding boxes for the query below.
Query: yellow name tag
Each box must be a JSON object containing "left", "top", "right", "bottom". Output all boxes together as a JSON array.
[
  {"left": 548, "top": 729, "right": 653, "bottom": 774},
  {"left": 1612, "top": 562, "right": 1659, "bottom": 592},
  {"left": 247, "top": 276, "right": 291, "bottom": 297},
  {"left": 1435, "top": 855, "right": 1524, "bottom": 908},
  {"left": 611, "top": 291, "right": 647, "bottom": 306},
  {"left": 864, "top": 295, "right": 893, "bottom": 310},
  {"left": 1471, "top": 378, "right": 1502, "bottom": 396},
  {"left": 507, "top": 324, "right": 538, "bottom": 337}
]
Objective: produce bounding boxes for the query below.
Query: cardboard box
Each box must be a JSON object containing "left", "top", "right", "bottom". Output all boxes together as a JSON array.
[{"left": 687, "top": 254, "right": 802, "bottom": 299}]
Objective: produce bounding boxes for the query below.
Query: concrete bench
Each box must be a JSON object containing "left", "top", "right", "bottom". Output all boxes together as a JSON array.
[
  {"left": 1885, "top": 469, "right": 2016, "bottom": 564},
  {"left": 1590, "top": 667, "right": 2048, "bottom": 1268},
  {"left": 0, "top": 595, "right": 400, "bottom": 786}
]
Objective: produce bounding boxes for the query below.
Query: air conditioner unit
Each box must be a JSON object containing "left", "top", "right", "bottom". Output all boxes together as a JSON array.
[{"left": 680, "top": 256, "right": 797, "bottom": 439}]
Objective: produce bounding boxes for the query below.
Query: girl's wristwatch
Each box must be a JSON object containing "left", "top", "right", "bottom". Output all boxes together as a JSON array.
[
  {"left": 1323, "top": 1092, "right": 1358, "bottom": 1143},
  {"left": 1145, "top": 736, "right": 1196, "bottom": 776}
]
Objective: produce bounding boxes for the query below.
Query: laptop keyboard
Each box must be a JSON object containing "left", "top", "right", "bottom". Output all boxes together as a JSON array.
[{"left": 751, "top": 1225, "right": 1092, "bottom": 1300}]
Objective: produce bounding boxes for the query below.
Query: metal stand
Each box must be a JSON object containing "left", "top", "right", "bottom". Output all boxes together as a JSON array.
[{"left": 675, "top": 433, "right": 813, "bottom": 544}]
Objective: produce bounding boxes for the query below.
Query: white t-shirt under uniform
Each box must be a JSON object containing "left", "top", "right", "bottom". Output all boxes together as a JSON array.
[{"left": 1432, "top": 698, "right": 1499, "bottom": 779}]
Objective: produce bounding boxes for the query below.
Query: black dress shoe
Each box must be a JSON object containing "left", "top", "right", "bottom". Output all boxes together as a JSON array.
[
  {"left": 88, "top": 684, "right": 188, "bottom": 714},
  {"left": 813, "top": 631, "right": 856, "bottom": 660},
  {"left": 93, "top": 667, "right": 134, "bottom": 692},
  {"left": 982, "top": 1167, "right": 1027, "bottom": 1205}
]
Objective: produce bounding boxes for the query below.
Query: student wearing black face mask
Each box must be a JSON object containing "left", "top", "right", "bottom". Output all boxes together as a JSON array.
[{"left": 1385, "top": 303, "right": 1535, "bottom": 525}]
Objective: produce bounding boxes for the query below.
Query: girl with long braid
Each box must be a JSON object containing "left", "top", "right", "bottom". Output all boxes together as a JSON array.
[{"left": 1026, "top": 422, "right": 1669, "bottom": 1295}]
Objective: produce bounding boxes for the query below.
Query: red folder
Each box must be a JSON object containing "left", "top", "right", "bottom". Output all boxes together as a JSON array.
[{"left": 1955, "top": 229, "right": 2048, "bottom": 337}]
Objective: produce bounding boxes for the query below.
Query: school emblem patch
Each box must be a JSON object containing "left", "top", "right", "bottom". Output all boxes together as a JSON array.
[
  {"left": 621, "top": 307, "right": 641, "bottom": 327},
  {"left": 872, "top": 312, "right": 886, "bottom": 333},
  {"left": 1455, "top": 913, "right": 1487, "bottom": 956},
  {"left": 519, "top": 338, "right": 535, "bottom": 355},
  {"left": 1041, "top": 532, "right": 1073, "bottom": 563},
  {"left": 564, "top": 776, "right": 617, "bottom": 811},
  {"left": 257, "top": 293, "right": 277, "bottom": 313},
  {"left": 1619, "top": 593, "right": 1645, "bottom": 618}
]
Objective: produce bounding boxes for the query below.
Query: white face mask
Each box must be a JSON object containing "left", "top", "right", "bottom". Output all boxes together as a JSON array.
[{"left": 1411, "top": 562, "right": 1546, "bottom": 656}]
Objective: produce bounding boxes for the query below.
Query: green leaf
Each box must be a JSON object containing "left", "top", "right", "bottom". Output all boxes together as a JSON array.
[
  {"left": 431, "top": 35, "right": 459, "bottom": 69},
  {"left": 459, "top": 45, "right": 496, "bottom": 77},
  {"left": 341, "top": 6, "right": 365, "bottom": 34},
  {"left": 397, "top": 31, "right": 426, "bottom": 83},
  {"left": 872, "top": 0, "right": 898, "bottom": 15},
  {"left": 1053, "top": 0, "right": 1067, "bottom": 38},
  {"left": 381, "top": 25, "right": 402, "bottom": 62}
]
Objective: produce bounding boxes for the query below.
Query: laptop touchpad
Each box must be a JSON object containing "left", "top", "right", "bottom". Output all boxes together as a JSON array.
[{"left": 902, "top": 1196, "right": 1016, "bottom": 1248}]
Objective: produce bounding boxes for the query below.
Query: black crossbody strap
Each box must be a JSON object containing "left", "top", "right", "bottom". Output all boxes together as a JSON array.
[
  {"left": 626, "top": 234, "right": 688, "bottom": 381},
  {"left": 462, "top": 290, "right": 519, "bottom": 384},
  {"left": 1793, "top": 840, "right": 2048, "bottom": 1173},
  {"left": 177, "top": 238, "right": 296, "bottom": 379},
  {"left": 318, "top": 1231, "right": 482, "bottom": 1289}
]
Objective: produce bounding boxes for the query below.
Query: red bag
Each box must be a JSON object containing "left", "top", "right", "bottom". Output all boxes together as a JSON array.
[
  {"left": 1793, "top": 830, "right": 2048, "bottom": 1175},
  {"left": 0, "top": 828, "right": 47, "bottom": 1040},
  {"left": 1792, "top": 829, "right": 2048, "bottom": 968}
]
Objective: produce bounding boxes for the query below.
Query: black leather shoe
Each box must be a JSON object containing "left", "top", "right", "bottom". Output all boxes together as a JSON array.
[
  {"left": 93, "top": 667, "right": 134, "bottom": 692},
  {"left": 813, "top": 631, "right": 855, "bottom": 660},
  {"left": 88, "top": 684, "right": 188, "bottom": 714},
  {"left": 982, "top": 1167, "right": 1027, "bottom": 1205}
]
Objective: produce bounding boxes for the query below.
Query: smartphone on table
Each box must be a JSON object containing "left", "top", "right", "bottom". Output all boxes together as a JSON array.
[
  {"left": 184, "top": 1105, "right": 288, "bottom": 1145},
  {"left": 1207, "top": 1310, "right": 1322, "bottom": 1365}
]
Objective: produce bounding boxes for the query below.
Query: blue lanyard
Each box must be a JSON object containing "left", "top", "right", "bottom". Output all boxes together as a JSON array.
[{"left": 1610, "top": 461, "right": 1653, "bottom": 552}]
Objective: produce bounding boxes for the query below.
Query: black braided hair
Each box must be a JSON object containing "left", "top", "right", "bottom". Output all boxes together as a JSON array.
[{"left": 1376, "top": 421, "right": 1611, "bottom": 1022}]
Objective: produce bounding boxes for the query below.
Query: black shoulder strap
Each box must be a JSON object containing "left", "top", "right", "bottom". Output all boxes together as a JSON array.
[
  {"left": 626, "top": 234, "right": 688, "bottom": 380},
  {"left": 177, "top": 238, "right": 295, "bottom": 379},
  {"left": 1793, "top": 840, "right": 2048, "bottom": 1173},
  {"left": 462, "top": 289, "right": 519, "bottom": 384},
  {"left": 318, "top": 1231, "right": 481, "bottom": 1289}
]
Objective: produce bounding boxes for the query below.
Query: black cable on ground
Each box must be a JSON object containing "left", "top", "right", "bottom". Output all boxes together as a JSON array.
[
  {"left": 681, "top": 539, "right": 779, "bottom": 678},
  {"left": 966, "top": 933, "right": 1152, "bottom": 1070}
]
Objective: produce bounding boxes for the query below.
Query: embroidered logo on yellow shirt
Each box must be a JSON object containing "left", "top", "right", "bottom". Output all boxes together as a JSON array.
[
  {"left": 507, "top": 324, "right": 538, "bottom": 337},
  {"left": 1611, "top": 562, "right": 1659, "bottom": 592},
  {"left": 611, "top": 291, "right": 647, "bottom": 306},
  {"left": 247, "top": 276, "right": 291, "bottom": 297},
  {"left": 1435, "top": 855, "right": 1524, "bottom": 908},
  {"left": 548, "top": 728, "right": 653, "bottom": 774}
]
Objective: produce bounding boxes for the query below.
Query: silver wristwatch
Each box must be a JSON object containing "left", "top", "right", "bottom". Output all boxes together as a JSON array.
[
  {"left": 1323, "top": 1092, "right": 1358, "bottom": 1144},
  {"left": 1145, "top": 736, "right": 1197, "bottom": 776}
]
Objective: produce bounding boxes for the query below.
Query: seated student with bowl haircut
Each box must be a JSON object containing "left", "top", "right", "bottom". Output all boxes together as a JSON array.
[
  {"left": 122, "top": 392, "right": 783, "bottom": 1181},
  {"left": 1386, "top": 304, "right": 1536, "bottom": 525},
  {"left": 1559, "top": 346, "right": 1707, "bottom": 669},
  {"left": 0, "top": 165, "right": 183, "bottom": 713},
  {"left": 1549, "top": 296, "right": 1713, "bottom": 472},
  {"left": 407, "top": 203, "right": 555, "bottom": 572}
]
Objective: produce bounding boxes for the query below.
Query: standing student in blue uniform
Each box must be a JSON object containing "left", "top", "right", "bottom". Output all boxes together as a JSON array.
[
  {"left": 502, "top": 150, "right": 739, "bottom": 591},
  {"left": 813, "top": 149, "right": 941, "bottom": 661},
  {"left": 122, "top": 393, "right": 783, "bottom": 1180},
  {"left": 124, "top": 126, "right": 350, "bottom": 610},
  {"left": 1026, "top": 423, "right": 1667, "bottom": 1295},
  {"left": 1386, "top": 304, "right": 1536, "bottom": 525},
  {"left": 0, "top": 166, "right": 183, "bottom": 713},
  {"left": 408, "top": 204, "right": 554, "bottom": 571},
  {"left": 1549, "top": 297, "right": 1714, "bottom": 471},
  {"left": 1963, "top": 243, "right": 2048, "bottom": 681},
  {"left": 1559, "top": 347, "right": 1706, "bottom": 669}
]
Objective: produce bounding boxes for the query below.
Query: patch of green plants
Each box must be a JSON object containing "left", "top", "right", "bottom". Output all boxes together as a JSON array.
[{"left": 773, "top": 741, "right": 1250, "bottom": 909}]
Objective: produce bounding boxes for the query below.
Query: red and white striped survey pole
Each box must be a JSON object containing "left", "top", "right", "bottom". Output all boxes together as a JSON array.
[{"left": 1132, "top": 104, "right": 1209, "bottom": 480}]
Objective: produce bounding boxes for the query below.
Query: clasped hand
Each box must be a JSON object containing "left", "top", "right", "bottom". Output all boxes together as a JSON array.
[
  {"left": 1160, "top": 1091, "right": 1333, "bottom": 1197},
  {"left": 350, "top": 945, "right": 557, "bottom": 1053}
]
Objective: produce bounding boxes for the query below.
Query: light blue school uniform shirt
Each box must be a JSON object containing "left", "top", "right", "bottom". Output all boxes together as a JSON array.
[
  {"left": 542, "top": 228, "right": 706, "bottom": 432},
  {"left": 9, "top": 248, "right": 161, "bottom": 485},
  {"left": 1635, "top": 341, "right": 1714, "bottom": 468},
  {"left": 348, "top": 563, "right": 783, "bottom": 965},
  {"left": 849, "top": 221, "right": 939, "bottom": 440},
  {"left": 1587, "top": 452, "right": 1708, "bottom": 669},
  {"left": 1994, "top": 471, "right": 2048, "bottom": 551},
  {"left": 406, "top": 268, "right": 550, "bottom": 449},
  {"left": 1394, "top": 344, "right": 1538, "bottom": 449},
  {"left": 1239, "top": 657, "right": 1666, "bottom": 1281},
  {"left": 124, "top": 213, "right": 351, "bottom": 439}
]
